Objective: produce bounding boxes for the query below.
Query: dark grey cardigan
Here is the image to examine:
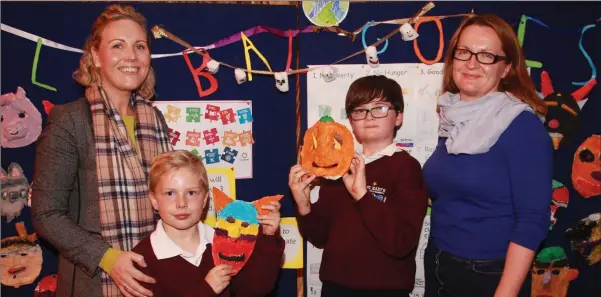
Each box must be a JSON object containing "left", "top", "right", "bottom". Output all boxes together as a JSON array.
[{"left": 31, "top": 98, "right": 169, "bottom": 297}]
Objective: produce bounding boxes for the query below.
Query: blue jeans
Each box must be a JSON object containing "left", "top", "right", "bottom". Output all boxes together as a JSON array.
[{"left": 424, "top": 242, "right": 531, "bottom": 297}]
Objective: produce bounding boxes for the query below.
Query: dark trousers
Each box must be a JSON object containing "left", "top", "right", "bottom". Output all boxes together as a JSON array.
[
  {"left": 321, "top": 281, "right": 411, "bottom": 297},
  {"left": 424, "top": 242, "right": 531, "bottom": 297}
]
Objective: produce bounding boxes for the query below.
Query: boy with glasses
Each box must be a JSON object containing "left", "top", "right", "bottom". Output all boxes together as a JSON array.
[{"left": 289, "top": 75, "right": 428, "bottom": 297}]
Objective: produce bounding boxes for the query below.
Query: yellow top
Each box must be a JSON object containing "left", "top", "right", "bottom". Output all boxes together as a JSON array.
[{"left": 122, "top": 115, "right": 139, "bottom": 156}]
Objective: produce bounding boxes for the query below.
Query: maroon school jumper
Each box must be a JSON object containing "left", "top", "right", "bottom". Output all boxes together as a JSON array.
[
  {"left": 298, "top": 151, "right": 428, "bottom": 290},
  {"left": 132, "top": 233, "right": 284, "bottom": 297}
]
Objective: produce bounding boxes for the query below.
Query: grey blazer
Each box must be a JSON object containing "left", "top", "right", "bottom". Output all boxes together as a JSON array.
[{"left": 31, "top": 98, "right": 169, "bottom": 297}]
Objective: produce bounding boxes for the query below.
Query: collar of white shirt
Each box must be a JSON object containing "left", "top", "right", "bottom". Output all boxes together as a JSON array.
[
  {"left": 150, "top": 219, "right": 215, "bottom": 267},
  {"left": 357, "top": 142, "right": 403, "bottom": 165}
]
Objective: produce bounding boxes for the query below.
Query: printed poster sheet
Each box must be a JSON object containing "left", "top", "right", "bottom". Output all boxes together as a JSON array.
[
  {"left": 306, "top": 63, "right": 443, "bottom": 297},
  {"left": 154, "top": 101, "right": 254, "bottom": 179}
]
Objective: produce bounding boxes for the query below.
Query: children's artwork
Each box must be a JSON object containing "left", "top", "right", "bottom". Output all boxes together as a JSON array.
[
  {"left": 307, "top": 64, "right": 443, "bottom": 297},
  {"left": 571, "top": 135, "right": 601, "bottom": 198},
  {"left": 211, "top": 187, "right": 283, "bottom": 274},
  {"left": 300, "top": 115, "right": 354, "bottom": 179},
  {"left": 154, "top": 101, "right": 253, "bottom": 179},
  {"left": 303, "top": 0, "right": 349, "bottom": 27},
  {"left": 204, "top": 167, "right": 236, "bottom": 227},
  {"left": 1, "top": 163, "right": 30, "bottom": 223},
  {"left": 540, "top": 71, "right": 596, "bottom": 149},
  {"left": 531, "top": 247, "right": 579, "bottom": 297},
  {"left": 566, "top": 213, "right": 601, "bottom": 265},
  {"left": 279, "top": 218, "right": 303, "bottom": 269},
  {"left": 33, "top": 274, "right": 57, "bottom": 297},
  {"left": 1, "top": 87, "right": 42, "bottom": 148},
  {"left": 550, "top": 180, "right": 570, "bottom": 228},
  {"left": 0, "top": 222, "right": 43, "bottom": 288}
]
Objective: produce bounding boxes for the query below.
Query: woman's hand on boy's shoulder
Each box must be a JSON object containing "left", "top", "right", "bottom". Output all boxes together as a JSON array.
[{"left": 258, "top": 201, "right": 281, "bottom": 236}]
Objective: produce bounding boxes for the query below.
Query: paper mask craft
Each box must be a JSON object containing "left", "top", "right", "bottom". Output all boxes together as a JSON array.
[
  {"left": 572, "top": 135, "right": 601, "bottom": 198},
  {"left": 1, "top": 87, "right": 42, "bottom": 148},
  {"left": 566, "top": 213, "right": 601, "bottom": 266},
  {"left": 531, "top": 247, "right": 578, "bottom": 297},
  {"left": 1, "top": 222, "right": 43, "bottom": 288},
  {"left": 274, "top": 72, "right": 289, "bottom": 92},
  {"left": 1, "top": 163, "right": 30, "bottom": 223},
  {"left": 365, "top": 46, "right": 379, "bottom": 68},
  {"left": 300, "top": 115, "right": 354, "bottom": 178},
  {"left": 399, "top": 23, "right": 419, "bottom": 41},
  {"left": 550, "top": 180, "right": 570, "bottom": 228},
  {"left": 211, "top": 187, "right": 283, "bottom": 274},
  {"left": 540, "top": 71, "right": 596, "bottom": 149}
]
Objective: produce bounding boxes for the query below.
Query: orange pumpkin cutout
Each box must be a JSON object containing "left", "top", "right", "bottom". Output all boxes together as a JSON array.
[
  {"left": 300, "top": 116, "right": 354, "bottom": 178},
  {"left": 572, "top": 135, "right": 601, "bottom": 198}
]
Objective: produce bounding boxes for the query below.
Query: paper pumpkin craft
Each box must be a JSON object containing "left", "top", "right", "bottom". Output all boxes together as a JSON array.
[
  {"left": 0, "top": 222, "right": 43, "bottom": 288},
  {"left": 571, "top": 135, "right": 601, "bottom": 198},
  {"left": 211, "top": 187, "right": 283, "bottom": 274},
  {"left": 34, "top": 274, "right": 57, "bottom": 297},
  {"left": 566, "top": 213, "right": 601, "bottom": 266},
  {"left": 300, "top": 115, "right": 354, "bottom": 178},
  {"left": 1, "top": 163, "right": 30, "bottom": 223},
  {"left": 1, "top": 87, "right": 42, "bottom": 148},
  {"left": 540, "top": 71, "right": 596, "bottom": 149},
  {"left": 550, "top": 180, "right": 570, "bottom": 228},
  {"left": 531, "top": 247, "right": 579, "bottom": 297}
]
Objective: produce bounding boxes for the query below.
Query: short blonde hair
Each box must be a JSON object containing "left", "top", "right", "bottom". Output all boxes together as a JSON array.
[
  {"left": 73, "top": 4, "right": 156, "bottom": 99},
  {"left": 149, "top": 150, "right": 208, "bottom": 193}
]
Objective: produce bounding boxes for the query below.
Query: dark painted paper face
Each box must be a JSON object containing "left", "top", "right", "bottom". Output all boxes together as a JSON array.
[
  {"left": 211, "top": 187, "right": 282, "bottom": 274},
  {"left": 566, "top": 213, "right": 601, "bottom": 266},
  {"left": 531, "top": 247, "right": 578, "bottom": 297}
]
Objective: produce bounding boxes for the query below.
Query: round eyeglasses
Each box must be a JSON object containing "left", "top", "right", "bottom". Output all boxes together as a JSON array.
[
  {"left": 348, "top": 105, "right": 394, "bottom": 120},
  {"left": 453, "top": 48, "right": 507, "bottom": 65}
]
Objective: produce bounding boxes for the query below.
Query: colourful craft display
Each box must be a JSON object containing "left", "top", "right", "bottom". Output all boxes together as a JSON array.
[
  {"left": 0, "top": 223, "right": 43, "bottom": 288},
  {"left": 1, "top": 87, "right": 42, "bottom": 148}
]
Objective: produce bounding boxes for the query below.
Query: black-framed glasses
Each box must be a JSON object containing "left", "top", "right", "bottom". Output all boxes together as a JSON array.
[
  {"left": 348, "top": 105, "right": 394, "bottom": 120},
  {"left": 453, "top": 48, "right": 507, "bottom": 65}
]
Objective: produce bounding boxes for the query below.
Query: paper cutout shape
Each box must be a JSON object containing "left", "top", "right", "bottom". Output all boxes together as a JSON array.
[
  {"left": 240, "top": 32, "right": 272, "bottom": 81},
  {"left": 1, "top": 163, "right": 30, "bottom": 223},
  {"left": 41, "top": 100, "right": 55, "bottom": 115},
  {"left": 220, "top": 108, "right": 236, "bottom": 125},
  {"left": 550, "top": 180, "right": 570, "bottom": 228},
  {"left": 235, "top": 68, "right": 247, "bottom": 84},
  {"left": 164, "top": 105, "right": 182, "bottom": 123},
  {"left": 182, "top": 48, "right": 218, "bottom": 98},
  {"left": 572, "top": 24, "right": 596, "bottom": 86},
  {"left": 238, "top": 130, "right": 254, "bottom": 147},
  {"left": 237, "top": 108, "right": 253, "bottom": 124},
  {"left": 566, "top": 213, "right": 601, "bottom": 265},
  {"left": 190, "top": 149, "right": 202, "bottom": 159},
  {"left": 532, "top": 247, "right": 579, "bottom": 297},
  {"left": 1, "top": 87, "right": 42, "bottom": 148},
  {"left": 302, "top": 0, "right": 349, "bottom": 27},
  {"left": 205, "top": 149, "right": 220, "bottom": 164},
  {"left": 168, "top": 128, "right": 182, "bottom": 146},
  {"left": 31, "top": 38, "right": 57, "bottom": 92},
  {"left": 280, "top": 217, "right": 304, "bottom": 269},
  {"left": 205, "top": 104, "right": 221, "bottom": 122},
  {"left": 517, "top": 15, "right": 543, "bottom": 69},
  {"left": 221, "top": 147, "right": 239, "bottom": 164},
  {"left": 318, "top": 105, "right": 332, "bottom": 118},
  {"left": 361, "top": 21, "right": 389, "bottom": 56},
  {"left": 185, "top": 130, "right": 201, "bottom": 147},
  {"left": 413, "top": 17, "right": 444, "bottom": 65},
  {"left": 540, "top": 71, "right": 596, "bottom": 149},
  {"left": 186, "top": 107, "right": 201, "bottom": 122},
  {"left": 0, "top": 222, "right": 43, "bottom": 288},
  {"left": 300, "top": 115, "right": 354, "bottom": 178},
  {"left": 571, "top": 135, "right": 601, "bottom": 198},
  {"left": 223, "top": 131, "right": 239, "bottom": 147},
  {"left": 211, "top": 187, "right": 283, "bottom": 274},
  {"left": 34, "top": 274, "right": 58, "bottom": 297},
  {"left": 274, "top": 72, "right": 289, "bottom": 92},
  {"left": 321, "top": 66, "right": 338, "bottom": 82},
  {"left": 365, "top": 46, "right": 379, "bottom": 68},
  {"left": 204, "top": 168, "right": 236, "bottom": 227},
  {"left": 399, "top": 23, "right": 419, "bottom": 41},
  {"left": 206, "top": 59, "right": 220, "bottom": 74},
  {"left": 203, "top": 128, "right": 220, "bottom": 146}
]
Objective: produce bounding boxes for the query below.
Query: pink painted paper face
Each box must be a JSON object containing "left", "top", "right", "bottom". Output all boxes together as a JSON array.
[{"left": 1, "top": 87, "right": 42, "bottom": 148}]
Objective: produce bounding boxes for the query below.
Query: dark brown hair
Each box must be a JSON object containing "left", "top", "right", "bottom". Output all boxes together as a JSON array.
[
  {"left": 442, "top": 14, "right": 547, "bottom": 115},
  {"left": 345, "top": 75, "right": 404, "bottom": 115}
]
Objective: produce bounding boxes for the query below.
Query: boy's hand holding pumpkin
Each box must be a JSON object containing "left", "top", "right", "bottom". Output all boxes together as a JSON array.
[{"left": 288, "top": 165, "right": 316, "bottom": 215}]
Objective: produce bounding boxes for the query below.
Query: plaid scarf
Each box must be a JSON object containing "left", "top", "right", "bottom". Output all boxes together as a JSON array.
[{"left": 88, "top": 86, "right": 171, "bottom": 297}]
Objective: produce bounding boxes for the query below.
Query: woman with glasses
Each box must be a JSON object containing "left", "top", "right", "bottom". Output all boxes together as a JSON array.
[{"left": 422, "top": 14, "right": 552, "bottom": 297}]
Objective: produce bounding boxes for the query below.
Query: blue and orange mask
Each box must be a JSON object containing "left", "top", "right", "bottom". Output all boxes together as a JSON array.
[{"left": 211, "top": 187, "right": 283, "bottom": 274}]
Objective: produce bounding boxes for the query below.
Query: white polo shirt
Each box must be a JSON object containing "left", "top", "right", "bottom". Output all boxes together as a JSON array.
[
  {"left": 150, "top": 220, "right": 215, "bottom": 267},
  {"left": 357, "top": 142, "right": 404, "bottom": 164}
]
